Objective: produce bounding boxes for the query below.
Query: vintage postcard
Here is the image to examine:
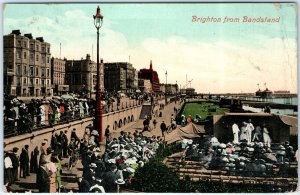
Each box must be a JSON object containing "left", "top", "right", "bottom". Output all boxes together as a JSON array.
[{"left": 2, "top": 2, "right": 298, "bottom": 193}]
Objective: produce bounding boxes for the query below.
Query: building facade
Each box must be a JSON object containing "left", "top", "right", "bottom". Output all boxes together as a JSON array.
[
  {"left": 65, "top": 54, "right": 104, "bottom": 97},
  {"left": 138, "top": 79, "right": 152, "bottom": 93},
  {"left": 104, "top": 62, "right": 137, "bottom": 93},
  {"left": 51, "top": 57, "right": 69, "bottom": 95},
  {"left": 138, "top": 60, "right": 160, "bottom": 93},
  {"left": 4, "top": 30, "right": 52, "bottom": 97},
  {"left": 160, "top": 83, "right": 178, "bottom": 94}
]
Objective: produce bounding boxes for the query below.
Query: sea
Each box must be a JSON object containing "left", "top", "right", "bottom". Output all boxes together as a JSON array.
[{"left": 243, "top": 96, "right": 298, "bottom": 116}]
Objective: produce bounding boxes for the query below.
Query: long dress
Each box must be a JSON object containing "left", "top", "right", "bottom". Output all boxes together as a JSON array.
[
  {"left": 232, "top": 123, "right": 240, "bottom": 144},
  {"left": 55, "top": 161, "right": 62, "bottom": 189},
  {"left": 263, "top": 128, "right": 271, "bottom": 147},
  {"left": 40, "top": 105, "right": 46, "bottom": 126}
]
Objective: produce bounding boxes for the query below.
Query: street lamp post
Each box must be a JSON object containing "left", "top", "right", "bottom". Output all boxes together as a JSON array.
[
  {"left": 165, "top": 70, "right": 167, "bottom": 105},
  {"left": 93, "top": 6, "right": 104, "bottom": 142}
]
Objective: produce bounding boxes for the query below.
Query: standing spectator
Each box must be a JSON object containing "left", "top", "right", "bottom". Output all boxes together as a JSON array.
[
  {"left": 153, "top": 119, "right": 157, "bottom": 129},
  {"left": 160, "top": 121, "right": 167, "bottom": 137},
  {"left": 40, "top": 102, "right": 46, "bottom": 126},
  {"left": 105, "top": 125, "right": 111, "bottom": 145},
  {"left": 102, "top": 164, "right": 118, "bottom": 192},
  {"left": 4, "top": 151, "right": 14, "bottom": 184},
  {"left": 19, "top": 145, "right": 30, "bottom": 178},
  {"left": 27, "top": 99, "right": 37, "bottom": 127},
  {"left": 30, "top": 146, "right": 39, "bottom": 173},
  {"left": 71, "top": 128, "right": 80, "bottom": 147},
  {"left": 9, "top": 147, "right": 19, "bottom": 183},
  {"left": 62, "top": 130, "right": 69, "bottom": 158},
  {"left": 52, "top": 155, "right": 62, "bottom": 191},
  {"left": 6, "top": 106, "right": 16, "bottom": 133},
  {"left": 36, "top": 157, "right": 50, "bottom": 192},
  {"left": 48, "top": 101, "right": 54, "bottom": 126}
]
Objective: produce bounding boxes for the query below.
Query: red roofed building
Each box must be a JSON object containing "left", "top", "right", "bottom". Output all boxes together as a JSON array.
[{"left": 138, "top": 60, "right": 160, "bottom": 93}]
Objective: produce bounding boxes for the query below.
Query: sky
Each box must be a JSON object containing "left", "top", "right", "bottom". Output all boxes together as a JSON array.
[{"left": 3, "top": 3, "right": 298, "bottom": 93}]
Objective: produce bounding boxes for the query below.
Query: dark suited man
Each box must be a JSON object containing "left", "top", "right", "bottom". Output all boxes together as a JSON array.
[{"left": 19, "top": 145, "right": 30, "bottom": 178}]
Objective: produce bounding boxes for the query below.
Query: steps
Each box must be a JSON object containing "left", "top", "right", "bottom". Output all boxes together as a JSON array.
[{"left": 139, "top": 104, "right": 153, "bottom": 119}]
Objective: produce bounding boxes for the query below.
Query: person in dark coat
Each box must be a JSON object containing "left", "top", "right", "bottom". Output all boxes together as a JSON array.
[
  {"left": 19, "top": 145, "right": 30, "bottom": 178},
  {"left": 9, "top": 147, "right": 19, "bottom": 183},
  {"left": 62, "top": 130, "right": 69, "bottom": 158},
  {"left": 105, "top": 125, "right": 111, "bottom": 145},
  {"left": 160, "top": 121, "right": 167, "bottom": 137},
  {"left": 102, "top": 164, "right": 118, "bottom": 192},
  {"left": 30, "top": 146, "right": 39, "bottom": 173},
  {"left": 36, "top": 158, "right": 50, "bottom": 192},
  {"left": 71, "top": 128, "right": 80, "bottom": 146}
]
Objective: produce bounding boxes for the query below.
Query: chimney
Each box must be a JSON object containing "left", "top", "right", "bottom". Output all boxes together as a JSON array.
[
  {"left": 36, "top": 37, "right": 44, "bottom": 42},
  {"left": 24, "top": 33, "right": 33, "bottom": 39},
  {"left": 11, "top": 30, "right": 21, "bottom": 35}
]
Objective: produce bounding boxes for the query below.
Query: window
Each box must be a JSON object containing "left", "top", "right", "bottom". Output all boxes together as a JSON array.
[
  {"left": 36, "top": 44, "right": 39, "bottom": 51},
  {"left": 17, "top": 64, "right": 21, "bottom": 75},
  {"left": 47, "top": 57, "right": 50, "bottom": 63},
  {"left": 36, "top": 67, "right": 39, "bottom": 76},
  {"left": 41, "top": 68, "right": 45, "bottom": 77},
  {"left": 42, "top": 56, "right": 45, "bottom": 63},
  {"left": 30, "top": 66, "right": 34, "bottom": 76},
  {"left": 36, "top": 54, "right": 39, "bottom": 61},
  {"left": 36, "top": 79, "right": 39, "bottom": 84},
  {"left": 17, "top": 40, "right": 21, "bottom": 47},
  {"left": 30, "top": 53, "right": 34, "bottom": 61},
  {"left": 23, "top": 51, "right": 27, "bottom": 59},
  {"left": 30, "top": 43, "right": 34, "bottom": 50},
  {"left": 24, "top": 41, "right": 27, "bottom": 48},
  {"left": 30, "top": 78, "right": 33, "bottom": 85},
  {"left": 47, "top": 47, "right": 50, "bottom": 53},
  {"left": 17, "top": 78, "right": 21, "bottom": 85},
  {"left": 24, "top": 66, "right": 27, "bottom": 75},
  {"left": 42, "top": 47, "right": 45, "bottom": 52},
  {"left": 47, "top": 80, "right": 50, "bottom": 85},
  {"left": 23, "top": 78, "right": 27, "bottom": 84},
  {"left": 17, "top": 50, "right": 21, "bottom": 59},
  {"left": 42, "top": 79, "right": 45, "bottom": 85},
  {"left": 47, "top": 69, "right": 50, "bottom": 77}
]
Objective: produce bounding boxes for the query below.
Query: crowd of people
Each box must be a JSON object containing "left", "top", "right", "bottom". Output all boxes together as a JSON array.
[
  {"left": 78, "top": 129, "right": 165, "bottom": 192},
  {"left": 3, "top": 91, "right": 162, "bottom": 137},
  {"left": 4, "top": 128, "right": 81, "bottom": 192},
  {"left": 4, "top": 94, "right": 94, "bottom": 136},
  {"left": 182, "top": 136, "right": 297, "bottom": 178}
]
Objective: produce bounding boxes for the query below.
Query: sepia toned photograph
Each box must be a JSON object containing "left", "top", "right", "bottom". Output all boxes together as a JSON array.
[{"left": 2, "top": 2, "right": 298, "bottom": 193}]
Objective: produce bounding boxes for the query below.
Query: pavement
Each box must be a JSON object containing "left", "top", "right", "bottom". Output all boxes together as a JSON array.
[{"left": 8, "top": 99, "right": 184, "bottom": 192}]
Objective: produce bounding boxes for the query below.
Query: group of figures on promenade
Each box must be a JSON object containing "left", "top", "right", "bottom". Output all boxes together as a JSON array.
[
  {"left": 4, "top": 94, "right": 93, "bottom": 135},
  {"left": 4, "top": 123, "right": 165, "bottom": 193},
  {"left": 4, "top": 128, "right": 80, "bottom": 192},
  {"left": 3, "top": 91, "right": 155, "bottom": 136}
]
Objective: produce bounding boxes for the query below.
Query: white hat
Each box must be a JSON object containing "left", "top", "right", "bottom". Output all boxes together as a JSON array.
[
  {"left": 115, "top": 179, "right": 125, "bottom": 185},
  {"left": 89, "top": 163, "right": 97, "bottom": 168}
]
